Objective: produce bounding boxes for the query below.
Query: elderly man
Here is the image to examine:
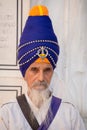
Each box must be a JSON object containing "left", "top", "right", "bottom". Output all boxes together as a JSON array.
[{"left": 0, "top": 5, "right": 86, "bottom": 130}]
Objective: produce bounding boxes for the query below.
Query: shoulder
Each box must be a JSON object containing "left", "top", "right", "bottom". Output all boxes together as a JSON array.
[
  {"left": 0, "top": 94, "right": 25, "bottom": 109},
  {"left": 52, "top": 95, "right": 76, "bottom": 108},
  {"left": 53, "top": 97, "right": 86, "bottom": 130},
  {"left": 0, "top": 98, "right": 19, "bottom": 114},
  {"left": 53, "top": 95, "right": 76, "bottom": 108},
  {"left": 0, "top": 98, "right": 23, "bottom": 122},
  {"left": 53, "top": 96, "right": 81, "bottom": 119},
  {"left": 57, "top": 98, "right": 81, "bottom": 119},
  {"left": 0, "top": 94, "right": 26, "bottom": 114},
  {"left": 53, "top": 96, "right": 78, "bottom": 114},
  {"left": 61, "top": 101, "right": 76, "bottom": 109}
]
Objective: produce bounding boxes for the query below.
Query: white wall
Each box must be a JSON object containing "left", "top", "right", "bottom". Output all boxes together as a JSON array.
[
  {"left": 0, "top": 0, "right": 29, "bottom": 104},
  {"left": 0, "top": 0, "right": 87, "bottom": 128}
]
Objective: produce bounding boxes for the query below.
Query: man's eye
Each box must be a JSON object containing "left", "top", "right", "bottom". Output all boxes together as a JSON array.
[
  {"left": 30, "top": 67, "right": 38, "bottom": 72},
  {"left": 44, "top": 68, "right": 52, "bottom": 73}
]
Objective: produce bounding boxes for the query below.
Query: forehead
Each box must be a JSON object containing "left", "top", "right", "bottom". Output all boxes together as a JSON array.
[{"left": 29, "top": 62, "right": 53, "bottom": 69}]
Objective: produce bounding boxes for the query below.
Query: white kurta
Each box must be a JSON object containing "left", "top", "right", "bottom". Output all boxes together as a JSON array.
[{"left": 0, "top": 94, "right": 86, "bottom": 130}]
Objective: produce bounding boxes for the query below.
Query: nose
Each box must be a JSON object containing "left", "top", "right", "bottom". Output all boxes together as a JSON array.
[{"left": 38, "top": 70, "right": 44, "bottom": 81}]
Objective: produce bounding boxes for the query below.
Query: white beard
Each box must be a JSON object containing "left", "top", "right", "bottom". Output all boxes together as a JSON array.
[{"left": 28, "top": 88, "right": 52, "bottom": 108}]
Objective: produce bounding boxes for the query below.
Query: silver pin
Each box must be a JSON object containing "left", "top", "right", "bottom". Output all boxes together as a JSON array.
[{"left": 37, "top": 46, "right": 48, "bottom": 59}]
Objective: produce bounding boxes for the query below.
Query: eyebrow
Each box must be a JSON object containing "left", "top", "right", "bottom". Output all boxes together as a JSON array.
[{"left": 30, "top": 67, "right": 39, "bottom": 70}]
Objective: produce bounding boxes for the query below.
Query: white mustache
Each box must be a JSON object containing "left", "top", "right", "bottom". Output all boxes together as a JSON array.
[{"left": 31, "top": 81, "right": 49, "bottom": 88}]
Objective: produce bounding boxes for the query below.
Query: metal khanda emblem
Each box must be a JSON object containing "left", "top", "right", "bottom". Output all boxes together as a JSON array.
[{"left": 37, "top": 46, "right": 48, "bottom": 59}]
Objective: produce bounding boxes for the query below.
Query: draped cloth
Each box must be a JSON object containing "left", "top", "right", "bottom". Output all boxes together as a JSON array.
[
  {"left": 38, "top": 96, "right": 61, "bottom": 130},
  {"left": 17, "top": 94, "right": 61, "bottom": 130}
]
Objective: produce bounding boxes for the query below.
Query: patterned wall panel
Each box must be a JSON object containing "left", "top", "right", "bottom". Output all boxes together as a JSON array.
[{"left": 0, "top": 85, "right": 22, "bottom": 105}]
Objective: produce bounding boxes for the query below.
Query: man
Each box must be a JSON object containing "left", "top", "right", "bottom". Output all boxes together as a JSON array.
[{"left": 0, "top": 5, "right": 86, "bottom": 130}]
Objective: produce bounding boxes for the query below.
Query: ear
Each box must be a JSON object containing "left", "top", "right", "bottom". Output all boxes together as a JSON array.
[
  {"left": 24, "top": 73, "right": 27, "bottom": 81},
  {"left": 24, "top": 77, "right": 26, "bottom": 81}
]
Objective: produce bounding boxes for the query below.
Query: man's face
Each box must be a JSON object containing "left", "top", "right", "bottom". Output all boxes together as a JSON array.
[{"left": 24, "top": 62, "right": 53, "bottom": 91}]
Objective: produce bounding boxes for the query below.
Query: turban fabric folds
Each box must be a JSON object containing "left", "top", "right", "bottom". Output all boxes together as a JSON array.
[{"left": 17, "top": 5, "right": 60, "bottom": 77}]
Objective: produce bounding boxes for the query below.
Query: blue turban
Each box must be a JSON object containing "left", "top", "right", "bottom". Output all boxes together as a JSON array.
[{"left": 17, "top": 5, "right": 60, "bottom": 77}]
